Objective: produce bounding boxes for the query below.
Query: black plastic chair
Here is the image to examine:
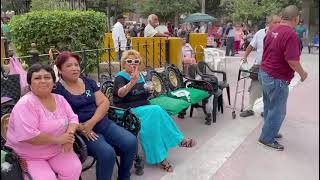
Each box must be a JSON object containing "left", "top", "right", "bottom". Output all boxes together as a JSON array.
[
  {"left": 197, "top": 61, "right": 231, "bottom": 108},
  {"left": 162, "top": 64, "right": 222, "bottom": 124},
  {"left": 186, "top": 64, "right": 223, "bottom": 124}
]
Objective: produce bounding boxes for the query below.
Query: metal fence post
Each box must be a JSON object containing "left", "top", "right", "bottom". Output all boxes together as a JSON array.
[
  {"left": 152, "top": 39, "right": 155, "bottom": 68},
  {"left": 145, "top": 40, "right": 148, "bottom": 68},
  {"left": 28, "top": 43, "right": 40, "bottom": 65},
  {"left": 165, "top": 40, "right": 170, "bottom": 64},
  {"left": 95, "top": 49, "right": 100, "bottom": 83},
  {"left": 81, "top": 45, "right": 88, "bottom": 76},
  {"left": 159, "top": 40, "right": 162, "bottom": 67},
  {"left": 118, "top": 38, "right": 122, "bottom": 71}
]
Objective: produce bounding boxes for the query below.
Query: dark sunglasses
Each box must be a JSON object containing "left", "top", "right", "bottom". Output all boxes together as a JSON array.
[{"left": 125, "top": 59, "right": 140, "bottom": 65}]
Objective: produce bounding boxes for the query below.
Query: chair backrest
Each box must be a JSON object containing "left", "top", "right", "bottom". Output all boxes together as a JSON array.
[
  {"left": 197, "top": 61, "right": 207, "bottom": 74},
  {"left": 187, "top": 64, "right": 198, "bottom": 80}
]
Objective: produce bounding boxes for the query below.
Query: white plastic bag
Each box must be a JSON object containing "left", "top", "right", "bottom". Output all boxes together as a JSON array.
[
  {"left": 171, "top": 90, "right": 191, "bottom": 102},
  {"left": 205, "top": 95, "right": 214, "bottom": 113}
]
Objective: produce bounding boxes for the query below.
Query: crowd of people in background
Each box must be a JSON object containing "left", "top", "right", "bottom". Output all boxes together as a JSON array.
[
  {"left": 113, "top": 13, "right": 319, "bottom": 58},
  {"left": 114, "top": 16, "right": 264, "bottom": 57}
]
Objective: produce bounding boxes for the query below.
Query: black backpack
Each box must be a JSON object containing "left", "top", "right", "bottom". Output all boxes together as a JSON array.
[{"left": 1, "top": 146, "right": 32, "bottom": 180}]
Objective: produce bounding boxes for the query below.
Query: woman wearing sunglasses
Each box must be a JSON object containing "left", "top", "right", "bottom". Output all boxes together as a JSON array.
[
  {"left": 53, "top": 51, "right": 137, "bottom": 180},
  {"left": 113, "top": 50, "right": 196, "bottom": 172}
]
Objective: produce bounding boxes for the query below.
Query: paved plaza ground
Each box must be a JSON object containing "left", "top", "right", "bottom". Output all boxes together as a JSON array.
[{"left": 81, "top": 49, "right": 319, "bottom": 180}]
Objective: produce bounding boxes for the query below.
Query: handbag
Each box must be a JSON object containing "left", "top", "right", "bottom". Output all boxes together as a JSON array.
[
  {"left": 1, "top": 68, "right": 21, "bottom": 103},
  {"left": 8, "top": 56, "right": 29, "bottom": 96},
  {"left": 249, "top": 64, "right": 260, "bottom": 80},
  {"left": 1, "top": 146, "right": 32, "bottom": 180}
]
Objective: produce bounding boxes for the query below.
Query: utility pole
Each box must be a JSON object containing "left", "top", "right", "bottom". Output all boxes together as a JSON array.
[{"left": 201, "top": 0, "right": 205, "bottom": 13}]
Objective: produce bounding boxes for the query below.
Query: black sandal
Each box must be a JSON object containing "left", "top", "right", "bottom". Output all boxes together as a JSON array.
[
  {"left": 180, "top": 138, "right": 197, "bottom": 148},
  {"left": 158, "top": 159, "right": 174, "bottom": 172}
]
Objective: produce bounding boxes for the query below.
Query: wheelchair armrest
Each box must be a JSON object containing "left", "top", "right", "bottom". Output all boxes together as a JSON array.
[
  {"left": 109, "top": 105, "right": 127, "bottom": 112},
  {"left": 204, "top": 64, "right": 227, "bottom": 81},
  {"left": 198, "top": 74, "right": 219, "bottom": 84},
  {"left": 74, "top": 133, "right": 88, "bottom": 164},
  {"left": 184, "top": 77, "right": 217, "bottom": 94},
  {"left": 108, "top": 107, "right": 141, "bottom": 136}
]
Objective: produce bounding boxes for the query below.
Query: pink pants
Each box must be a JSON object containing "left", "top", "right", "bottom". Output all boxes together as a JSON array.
[
  {"left": 234, "top": 40, "right": 241, "bottom": 53},
  {"left": 25, "top": 152, "right": 82, "bottom": 180}
]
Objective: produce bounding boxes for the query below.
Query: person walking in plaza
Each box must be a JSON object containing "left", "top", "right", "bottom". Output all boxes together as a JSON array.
[
  {"left": 130, "top": 23, "right": 139, "bottom": 37},
  {"left": 258, "top": 5, "right": 308, "bottom": 150},
  {"left": 240, "top": 15, "right": 281, "bottom": 118},
  {"left": 294, "top": 19, "right": 308, "bottom": 51},
  {"left": 144, "top": 14, "right": 169, "bottom": 37},
  {"left": 112, "top": 15, "right": 127, "bottom": 61},
  {"left": 225, "top": 22, "right": 235, "bottom": 56},
  {"left": 234, "top": 23, "right": 244, "bottom": 54},
  {"left": 139, "top": 23, "right": 146, "bottom": 37}
]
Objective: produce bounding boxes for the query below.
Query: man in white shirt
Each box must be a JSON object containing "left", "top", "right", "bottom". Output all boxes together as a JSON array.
[
  {"left": 240, "top": 15, "right": 281, "bottom": 117},
  {"left": 112, "top": 15, "right": 127, "bottom": 61},
  {"left": 144, "top": 14, "right": 169, "bottom": 37}
]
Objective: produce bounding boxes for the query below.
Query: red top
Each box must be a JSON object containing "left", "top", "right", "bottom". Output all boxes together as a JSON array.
[{"left": 261, "top": 25, "right": 301, "bottom": 82}]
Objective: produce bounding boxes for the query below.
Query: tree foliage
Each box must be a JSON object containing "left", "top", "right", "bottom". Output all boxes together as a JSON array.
[
  {"left": 1, "top": 0, "right": 31, "bottom": 14},
  {"left": 136, "top": 0, "right": 199, "bottom": 22},
  {"left": 30, "top": 0, "right": 70, "bottom": 11},
  {"left": 86, "top": 0, "right": 135, "bottom": 16},
  {"left": 220, "top": 0, "right": 302, "bottom": 24}
]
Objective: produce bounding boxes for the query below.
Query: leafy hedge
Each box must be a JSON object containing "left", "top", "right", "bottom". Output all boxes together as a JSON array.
[{"left": 9, "top": 10, "right": 106, "bottom": 57}]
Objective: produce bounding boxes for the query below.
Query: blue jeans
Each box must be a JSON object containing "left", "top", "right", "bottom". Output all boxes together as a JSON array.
[
  {"left": 85, "top": 121, "right": 137, "bottom": 180},
  {"left": 258, "top": 70, "right": 289, "bottom": 143}
]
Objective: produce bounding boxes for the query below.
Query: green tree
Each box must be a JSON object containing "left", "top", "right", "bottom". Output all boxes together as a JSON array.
[
  {"left": 136, "top": 0, "right": 199, "bottom": 22},
  {"left": 30, "top": 0, "right": 70, "bottom": 11},
  {"left": 86, "top": 0, "right": 134, "bottom": 15},
  {"left": 85, "top": 0, "right": 135, "bottom": 31},
  {"left": 1, "top": 0, "right": 31, "bottom": 14},
  {"left": 219, "top": 0, "right": 302, "bottom": 25}
]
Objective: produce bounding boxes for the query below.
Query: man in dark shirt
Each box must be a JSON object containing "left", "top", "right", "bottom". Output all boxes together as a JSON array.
[
  {"left": 258, "top": 5, "right": 308, "bottom": 150},
  {"left": 225, "top": 22, "right": 235, "bottom": 56},
  {"left": 130, "top": 23, "right": 139, "bottom": 37}
]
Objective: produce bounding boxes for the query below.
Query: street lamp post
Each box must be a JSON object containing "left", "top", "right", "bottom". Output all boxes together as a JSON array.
[{"left": 201, "top": 0, "right": 205, "bottom": 13}]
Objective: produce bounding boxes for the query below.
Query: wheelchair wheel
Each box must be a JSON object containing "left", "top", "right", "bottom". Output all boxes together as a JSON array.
[
  {"left": 165, "top": 65, "right": 183, "bottom": 90},
  {"left": 149, "top": 71, "right": 166, "bottom": 97},
  {"left": 74, "top": 133, "right": 88, "bottom": 164},
  {"left": 1, "top": 113, "right": 10, "bottom": 142},
  {"left": 101, "top": 81, "right": 114, "bottom": 104}
]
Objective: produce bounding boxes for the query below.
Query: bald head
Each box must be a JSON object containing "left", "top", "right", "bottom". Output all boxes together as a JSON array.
[
  {"left": 280, "top": 5, "right": 300, "bottom": 27},
  {"left": 281, "top": 5, "right": 299, "bottom": 21}
]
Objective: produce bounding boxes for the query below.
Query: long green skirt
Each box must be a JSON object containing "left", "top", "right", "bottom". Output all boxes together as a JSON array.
[{"left": 132, "top": 105, "right": 184, "bottom": 164}]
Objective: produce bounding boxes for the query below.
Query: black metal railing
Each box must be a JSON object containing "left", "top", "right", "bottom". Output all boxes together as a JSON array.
[{"left": 1, "top": 40, "right": 169, "bottom": 84}]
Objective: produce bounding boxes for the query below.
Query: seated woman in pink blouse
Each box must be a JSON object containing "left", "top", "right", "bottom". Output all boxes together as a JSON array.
[{"left": 5, "top": 64, "right": 82, "bottom": 180}]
